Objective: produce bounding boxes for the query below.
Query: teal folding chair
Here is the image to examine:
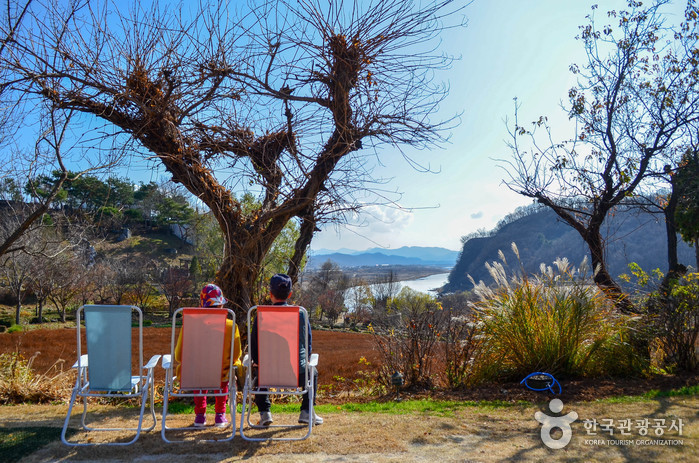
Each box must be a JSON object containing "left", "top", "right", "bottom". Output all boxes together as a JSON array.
[{"left": 61, "top": 305, "right": 160, "bottom": 446}]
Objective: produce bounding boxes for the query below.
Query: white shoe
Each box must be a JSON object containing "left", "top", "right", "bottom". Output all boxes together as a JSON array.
[
  {"left": 258, "top": 411, "right": 273, "bottom": 426},
  {"left": 298, "top": 410, "right": 323, "bottom": 425}
]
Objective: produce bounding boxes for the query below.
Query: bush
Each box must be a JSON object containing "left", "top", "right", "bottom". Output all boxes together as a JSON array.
[
  {"left": 442, "top": 310, "right": 482, "bottom": 389},
  {"left": 645, "top": 272, "right": 699, "bottom": 372},
  {"left": 0, "top": 351, "right": 71, "bottom": 404},
  {"left": 6, "top": 324, "right": 23, "bottom": 334},
  {"left": 470, "top": 245, "right": 644, "bottom": 381},
  {"left": 371, "top": 288, "right": 444, "bottom": 389}
]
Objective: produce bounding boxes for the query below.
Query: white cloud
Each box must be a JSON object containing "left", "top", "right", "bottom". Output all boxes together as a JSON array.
[{"left": 313, "top": 204, "right": 414, "bottom": 251}]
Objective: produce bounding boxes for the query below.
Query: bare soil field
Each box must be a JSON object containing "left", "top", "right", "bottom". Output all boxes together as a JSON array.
[
  {"left": 0, "top": 327, "right": 384, "bottom": 396},
  {"left": 1, "top": 327, "right": 697, "bottom": 403}
]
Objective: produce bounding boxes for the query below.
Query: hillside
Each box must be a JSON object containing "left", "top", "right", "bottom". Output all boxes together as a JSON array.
[{"left": 444, "top": 206, "right": 696, "bottom": 293}]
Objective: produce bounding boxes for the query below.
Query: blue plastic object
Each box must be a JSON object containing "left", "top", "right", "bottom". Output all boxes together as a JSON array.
[{"left": 521, "top": 372, "right": 561, "bottom": 395}]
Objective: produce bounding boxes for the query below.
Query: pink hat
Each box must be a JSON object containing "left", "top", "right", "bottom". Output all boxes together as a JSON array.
[{"left": 199, "top": 284, "right": 227, "bottom": 307}]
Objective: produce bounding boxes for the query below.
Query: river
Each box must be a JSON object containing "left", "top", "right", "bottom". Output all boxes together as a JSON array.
[
  {"left": 397, "top": 272, "right": 450, "bottom": 294},
  {"left": 343, "top": 272, "right": 451, "bottom": 311}
]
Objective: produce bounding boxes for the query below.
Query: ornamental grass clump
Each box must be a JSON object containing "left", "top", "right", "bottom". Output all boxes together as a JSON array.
[
  {"left": 0, "top": 350, "right": 72, "bottom": 404},
  {"left": 470, "top": 244, "right": 641, "bottom": 381}
]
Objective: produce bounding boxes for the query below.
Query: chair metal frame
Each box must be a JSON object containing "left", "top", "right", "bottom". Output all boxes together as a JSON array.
[
  {"left": 61, "top": 305, "right": 160, "bottom": 446},
  {"left": 240, "top": 305, "right": 318, "bottom": 441},
  {"left": 161, "top": 307, "right": 237, "bottom": 443}
]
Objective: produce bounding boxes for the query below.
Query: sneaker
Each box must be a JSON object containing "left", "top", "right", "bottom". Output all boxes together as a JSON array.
[
  {"left": 298, "top": 410, "right": 323, "bottom": 425},
  {"left": 193, "top": 414, "right": 206, "bottom": 427},
  {"left": 214, "top": 413, "right": 229, "bottom": 428},
  {"left": 258, "top": 411, "right": 273, "bottom": 427}
]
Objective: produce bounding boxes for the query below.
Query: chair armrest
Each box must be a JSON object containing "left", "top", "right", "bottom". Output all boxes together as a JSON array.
[
  {"left": 72, "top": 354, "right": 89, "bottom": 369},
  {"left": 309, "top": 353, "right": 319, "bottom": 367},
  {"left": 161, "top": 354, "right": 172, "bottom": 370},
  {"left": 143, "top": 355, "right": 161, "bottom": 370}
]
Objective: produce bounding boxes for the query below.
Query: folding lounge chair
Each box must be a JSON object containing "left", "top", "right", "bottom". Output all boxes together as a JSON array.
[
  {"left": 161, "top": 307, "right": 237, "bottom": 443},
  {"left": 61, "top": 305, "right": 160, "bottom": 446},
  {"left": 240, "top": 305, "right": 319, "bottom": 441}
]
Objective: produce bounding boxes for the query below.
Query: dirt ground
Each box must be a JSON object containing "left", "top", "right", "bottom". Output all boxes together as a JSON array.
[
  {"left": 1, "top": 328, "right": 698, "bottom": 461},
  {"left": 0, "top": 327, "right": 384, "bottom": 397},
  {"left": 1, "top": 396, "right": 697, "bottom": 462}
]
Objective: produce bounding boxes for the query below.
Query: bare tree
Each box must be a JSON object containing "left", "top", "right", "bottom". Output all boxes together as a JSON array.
[
  {"left": 86, "top": 261, "right": 116, "bottom": 304},
  {"left": 372, "top": 269, "right": 401, "bottom": 314},
  {"left": 156, "top": 266, "right": 193, "bottom": 316},
  {"left": 1, "top": 249, "right": 31, "bottom": 324},
  {"left": 0, "top": 105, "right": 119, "bottom": 260},
  {"left": 44, "top": 254, "right": 82, "bottom": 323},
  {"left": 122, "top": 259, "right": 158, "bottom": 312},
  {"left": 300, "top": 260, "right": 349, "bottom": 323},
  {"left": 501, "top": 1, "right": 699, "bottom": 312},
  {"left": 28, "top": 253, "right": 51, "bottom": 323},
  {"left": 0, "top": 0, "right": 465, "bottom": 319}
]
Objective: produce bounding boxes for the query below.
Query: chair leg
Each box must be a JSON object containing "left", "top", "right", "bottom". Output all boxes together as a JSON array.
[
  {"left": 60, "top": 388, "right": 79, "bottom": 446},
  {"left": 79, "top": 393, "right": 90, "bottom": 430},
  {"left": 144, "top": 375, "right": 157, "bottom": 432},
  {"left": 161, "top": 378, "right": 171, "bottom": 442}
]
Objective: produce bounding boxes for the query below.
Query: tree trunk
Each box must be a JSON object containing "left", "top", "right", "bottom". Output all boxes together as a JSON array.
[
  {"left": 664, "top": 185, "right": 680, "bottom": 273},
  {"left": 287, "top": 208, "right": 317, "bottom": 285},
  {"left": 584, "top": 226, "right": 635, "bottom": 313},
  {"left": 15, "top": 286, "right": 22, "bottom": 325},
  {"left": 213, "top": 221, "right": 281, "bottom": 327}
]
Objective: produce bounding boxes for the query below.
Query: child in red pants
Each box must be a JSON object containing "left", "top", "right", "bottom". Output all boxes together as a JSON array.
[{"left": 175, "top": 283, "right": 241, "bottom": 427}]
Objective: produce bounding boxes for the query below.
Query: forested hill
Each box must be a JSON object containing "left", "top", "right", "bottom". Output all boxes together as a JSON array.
[{"left": 443, "top": 206, "right": 695, "bottom": 293}]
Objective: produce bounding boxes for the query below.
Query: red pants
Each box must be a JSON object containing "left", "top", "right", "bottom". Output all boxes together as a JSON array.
[{"left": 193, "top": 382, "right": 229, "bottom": 414}]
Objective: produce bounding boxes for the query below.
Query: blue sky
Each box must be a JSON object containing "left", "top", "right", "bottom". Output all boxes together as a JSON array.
[
  {"left": 310, "top": 0, "right": 688, "bottom": 252},
  {"left": 23, "top": 0, "right": 685, "bottom": 253}
]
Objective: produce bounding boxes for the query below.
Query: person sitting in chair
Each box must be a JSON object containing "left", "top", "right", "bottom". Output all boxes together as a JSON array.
[
  {"left": 175, "top": 283, "right": 241, "bottom": 428},
  {"left": 250, "top": 273, "right": 323, "bottom": 426}
]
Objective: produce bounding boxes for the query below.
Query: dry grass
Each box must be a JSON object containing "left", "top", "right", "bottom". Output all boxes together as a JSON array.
[
  {"left": 1, "top": 396, "right": 696, "bottom": 462},
  {"left": 0, "top": 351, "right": 73, "bottom": 405}
]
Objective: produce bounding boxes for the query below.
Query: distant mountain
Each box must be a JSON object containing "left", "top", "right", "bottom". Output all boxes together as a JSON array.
[
  {"left": 312, "top": 247, "right": 361, "bottom": 256},
  {"left": 443, "top": 206, "right": 695, "bottom": 293},
  {"left": 307, "top": 246, "right": 459, "bottom": 269}
]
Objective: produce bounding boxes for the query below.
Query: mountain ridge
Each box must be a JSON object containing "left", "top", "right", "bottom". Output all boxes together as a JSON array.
[
  {"left": 443, "top": 206, "right": 695, "bottom": 293},
  {"left": 307, "top": 246, "right": 459, "bottom": 268}
]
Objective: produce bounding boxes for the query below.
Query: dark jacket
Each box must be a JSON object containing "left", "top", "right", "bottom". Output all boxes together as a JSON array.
[{"left": 250, "top": 302, "right": 312, "bottom": 372}]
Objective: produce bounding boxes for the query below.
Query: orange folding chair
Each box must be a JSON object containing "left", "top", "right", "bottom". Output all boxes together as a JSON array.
[
  {"left": 161, "top": 307, "right": 237, "bottom": 442},
  {"left": 240, "top": 305, "right": 318, "bottom": 441}
]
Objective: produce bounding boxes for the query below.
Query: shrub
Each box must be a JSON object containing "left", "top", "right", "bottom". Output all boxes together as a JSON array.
[
  {"left": 371, "top": 288, "right": 445, "bottom": 389},
  {"left": 442, "top": 310, "right": 482, "bottom": 389},
  {"left": 470, "top": 244, "right": 643, "bottom": 381},
  {"left": 645, "top": 272, "right": 699, "bottom": 372},
  {"left": 0, "top": 351, "right": 71, "bottom": 404}
]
